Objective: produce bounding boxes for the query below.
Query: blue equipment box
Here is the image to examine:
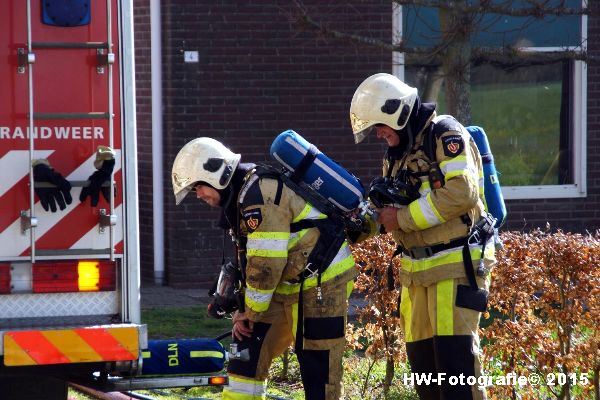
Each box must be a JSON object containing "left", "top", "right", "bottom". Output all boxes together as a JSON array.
[{"left": 141, "top": 338, "right": 225, "bottom": 376}]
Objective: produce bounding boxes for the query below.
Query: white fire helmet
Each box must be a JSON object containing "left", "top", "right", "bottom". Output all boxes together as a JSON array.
[
  {"left": 349, "top": 73, "right": 418, "bottom": 144},
  {"left": 171, "top": 137, "right": 241, "bottom": 205}
]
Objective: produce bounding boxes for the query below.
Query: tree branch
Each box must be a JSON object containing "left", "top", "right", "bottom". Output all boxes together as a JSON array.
[
  {"left": 293, "top": 0, "right": 600, "bottom": 71},
  {"left": 392, "top": 0, "right": 589, "bottom": 17},
  {"left": 291, "top": 2, "right": 598, "bottom": 70},
  {"left": 470, "top": 47, "right": 594, "bottom": 69}
]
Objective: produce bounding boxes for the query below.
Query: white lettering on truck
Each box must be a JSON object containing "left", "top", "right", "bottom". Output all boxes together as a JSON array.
[{"left": 0, "top": 126, "right": 104, "bottom": 140}]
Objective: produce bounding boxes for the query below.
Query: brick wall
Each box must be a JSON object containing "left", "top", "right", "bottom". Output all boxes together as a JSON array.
[
  {"left": 133, "top": 2, "right": 600, "bottom": 288},
  {"left": 159, "top": 0, "right": 391, "bottom": 287},
  {"left": 133, "top": 0, "right": 154, "bottom": 283},
  {"left": 584, "top": 2, "right": 600, "bottom": 230}
]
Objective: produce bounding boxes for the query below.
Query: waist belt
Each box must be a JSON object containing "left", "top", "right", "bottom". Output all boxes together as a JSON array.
[{"left": 403, "top": 236, "right": 468, "bottom": 259}]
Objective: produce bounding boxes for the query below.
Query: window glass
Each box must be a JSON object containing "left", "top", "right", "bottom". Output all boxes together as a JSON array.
[
  {"left": 406, "top": 62, "right": 571, "bottom": 186},
  {"left": 401, "top": 1, "right": 585, "bottom": 195},
  {"left": 470, "top": 63, "right": 571, "bottom": 186},
  {"left": 403, "top": 0, "right": 582, "bottom": 48}
]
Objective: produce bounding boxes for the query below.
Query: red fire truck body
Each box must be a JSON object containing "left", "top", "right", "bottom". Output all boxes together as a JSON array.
[{"left": 0, "top": 1, "right": 144, "bottom": 397}]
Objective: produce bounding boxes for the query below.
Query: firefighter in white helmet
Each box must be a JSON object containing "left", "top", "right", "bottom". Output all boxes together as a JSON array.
[
  {"left": 172, "top": 137, "right": 357, "bottom": 400},
  {"left": 350, "top": 73, "right": 496, "bottom": 400}
]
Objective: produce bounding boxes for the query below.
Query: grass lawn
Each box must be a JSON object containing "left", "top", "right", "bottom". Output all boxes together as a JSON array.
[
  {"left": 126, "top": 306, "right": 418, "bottom": 399},
  {"left": 142, "top": 306, "right": 232, "bottom": 340}
]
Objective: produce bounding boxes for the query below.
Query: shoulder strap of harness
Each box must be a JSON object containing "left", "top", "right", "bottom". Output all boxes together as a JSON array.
[
  {"left": 245, "top": 164, "right": 283, "bottom": 205},
  {"left": 424, "top": 115, "right": 476, "bottom": 205},
  {"left": 291, "top": 144, "right": 319, "bottom": 184},
  {"left": 250, "top": 164, "right": 348, "bottom": 353}
]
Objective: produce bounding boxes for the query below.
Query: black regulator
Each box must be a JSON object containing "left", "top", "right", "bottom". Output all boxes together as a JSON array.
[{"left": 207, "top": 261, "right": 244, "bottom": 319}]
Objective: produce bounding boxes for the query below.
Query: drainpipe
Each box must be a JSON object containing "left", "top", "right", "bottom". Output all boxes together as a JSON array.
[{"left": 151, "top": 0, "right": 165, "bottom": 285}]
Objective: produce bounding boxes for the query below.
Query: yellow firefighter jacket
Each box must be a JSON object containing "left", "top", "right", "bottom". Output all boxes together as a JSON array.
[
  {"left": 237, "top": 168, "right": 357, "bottom": 321},
  {"left": 385, "top": 112, "right": 496, "bottom": 286}
]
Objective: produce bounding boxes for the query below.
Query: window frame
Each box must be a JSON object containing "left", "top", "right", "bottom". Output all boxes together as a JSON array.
[{"left": 393, "top": 3, "right": 588, "bottom": 200}]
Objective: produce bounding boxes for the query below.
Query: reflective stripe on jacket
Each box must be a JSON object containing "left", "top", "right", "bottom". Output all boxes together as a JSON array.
[
  {"left": 384, "top": 113, "right": 495, "bottom": 284},
  {"left": 238, "top": 172, "right": 357, "bottom": 321}
]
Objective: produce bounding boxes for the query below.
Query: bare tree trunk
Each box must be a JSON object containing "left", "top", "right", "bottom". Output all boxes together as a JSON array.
[
  {"left": 594, "top": 366, "right": 599, "bottom": 399},
  {"left": 439, "top": 2, "right": 472, "bottom": 125},
  {"left": 383, "top": 357, "right": 395, "bottom": 398},
  {"left": 280, "top": 349, "right": 289, "bottom": 380},
  {"left": 422, "top": 67, "right": 444, "bottom": 103}
]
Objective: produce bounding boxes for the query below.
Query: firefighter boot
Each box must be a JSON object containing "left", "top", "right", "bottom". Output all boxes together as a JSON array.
[
  {"left": 406, "top": 338, "right": 440, "bottom": 400},
  {"left": 433, "top": 335, "right": 486, "bottom": 400}
]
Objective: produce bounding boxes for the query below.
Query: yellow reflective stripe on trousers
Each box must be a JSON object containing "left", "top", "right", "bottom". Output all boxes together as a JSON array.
[
  {"left": 291, "top": 302, "right": 298, "bottom": 340},
  {"left": 409, "top": 192, "right": 445, "bottom": 229},
  {"left": 245, "top": 284, "right": 275, "bottom": 313},
  {"left": 246, "top": 231, "right": 290, "bottom": 258},
  {"left": 223, "top": 375, "right": 267, "bottom": 400},
  {"left": 275, "top": 243, "right": 355, "bottom": 295},
  {"left": 400, "top": 286, "right": 413, "bottom": 342},
  {"left": 401, "top": 245, "right": 495, "bottom": 273},
  {"left": 436, "top": 279, "right": 454, "bottom": 336}
]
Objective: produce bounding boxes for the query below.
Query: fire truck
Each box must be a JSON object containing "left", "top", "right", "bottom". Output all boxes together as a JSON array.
[{"left": 0, "top": 1, "right": 226, "bottom": 398}]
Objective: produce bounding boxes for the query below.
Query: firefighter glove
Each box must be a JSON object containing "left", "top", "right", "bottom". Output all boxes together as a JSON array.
[
  {"left": 80, "top": 146, "right": 116, "bottom": 207},
  {"left": 32, "top": 159, "right": 73, "bottom": 212}
]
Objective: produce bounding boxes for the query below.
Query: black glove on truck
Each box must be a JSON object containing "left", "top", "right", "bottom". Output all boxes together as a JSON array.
[
  {"left": 80, "top": 145, "right": 116, "bottom": 207},
  {"left": 32, "top": 159, "right": 72, "bottom": 212}
]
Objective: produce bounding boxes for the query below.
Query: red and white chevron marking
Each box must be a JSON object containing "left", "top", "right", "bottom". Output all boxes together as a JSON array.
[{"left": 0, "top": 150, "right": 123, "bottom": 258}]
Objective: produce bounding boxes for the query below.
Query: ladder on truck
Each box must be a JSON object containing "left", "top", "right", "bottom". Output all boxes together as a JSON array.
[
  {"left": 19, "top": 0, "right": 118, "bottom": 263},
  {"left": 9, "top": 2, "right": 229, "bottom": 394}
]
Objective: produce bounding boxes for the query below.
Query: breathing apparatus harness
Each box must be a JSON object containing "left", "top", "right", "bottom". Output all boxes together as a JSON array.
[
  {"left": 251, "top": 160, "right": 350, "bottom": 352},
  {"left": 207, "top": 156, "right": 352, "bottom": 351},
  {"left": 378, "top": 117, "right": 495, "bottom": 312}
]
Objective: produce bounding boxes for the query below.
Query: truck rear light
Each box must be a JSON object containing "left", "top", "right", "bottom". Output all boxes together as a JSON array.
[
  {"left": 11, "top": 263, "right": 33, "bottom": 293},
  {"left": 209, "top": 376, "right": 228, "bottom": 386},
  {"left": 32, "top": 260, "right": 116, "bottom": 293},
  {"left": 78, "top": 261, "right": 116, "bottom": 291},
  {"left": 33, "top": 262, "right": 78, "bottom": 293},
  {"left": 0, "top": 264, "right": 10, "bottom": 294}
]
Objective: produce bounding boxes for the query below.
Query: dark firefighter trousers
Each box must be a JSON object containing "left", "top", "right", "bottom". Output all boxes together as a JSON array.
[
  {"left": 400, "top": 276, "right": 489, "bottom": 400},
  {"left": 223, "top": 280, "right": 353, "bottom": 400}
]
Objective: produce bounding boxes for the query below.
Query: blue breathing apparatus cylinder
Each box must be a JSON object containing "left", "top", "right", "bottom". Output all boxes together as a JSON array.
[
  {"left": 466, "top": 126, "right": 507, "bottom": 228},
  {"left": 270, "top": 130, "right": 365, "bottom": 212}
]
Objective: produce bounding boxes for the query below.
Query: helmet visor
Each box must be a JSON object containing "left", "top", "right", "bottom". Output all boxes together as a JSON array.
[
  {"left": 350, "top": 111, "right": 376, "bottom": 144},
  {"left": 353, "top": 125, "right": 376, "bottom": 144},
  {"left": 174, "top": 185, "right": 192, "bottom": 206}
]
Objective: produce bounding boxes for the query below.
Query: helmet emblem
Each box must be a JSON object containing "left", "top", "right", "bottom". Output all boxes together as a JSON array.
[
  {"left": 350, "top": 112, "right": 370, "bottom": 133},
  {"left": 173, "top": 173, "right": 191, "bottom": 188}
]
